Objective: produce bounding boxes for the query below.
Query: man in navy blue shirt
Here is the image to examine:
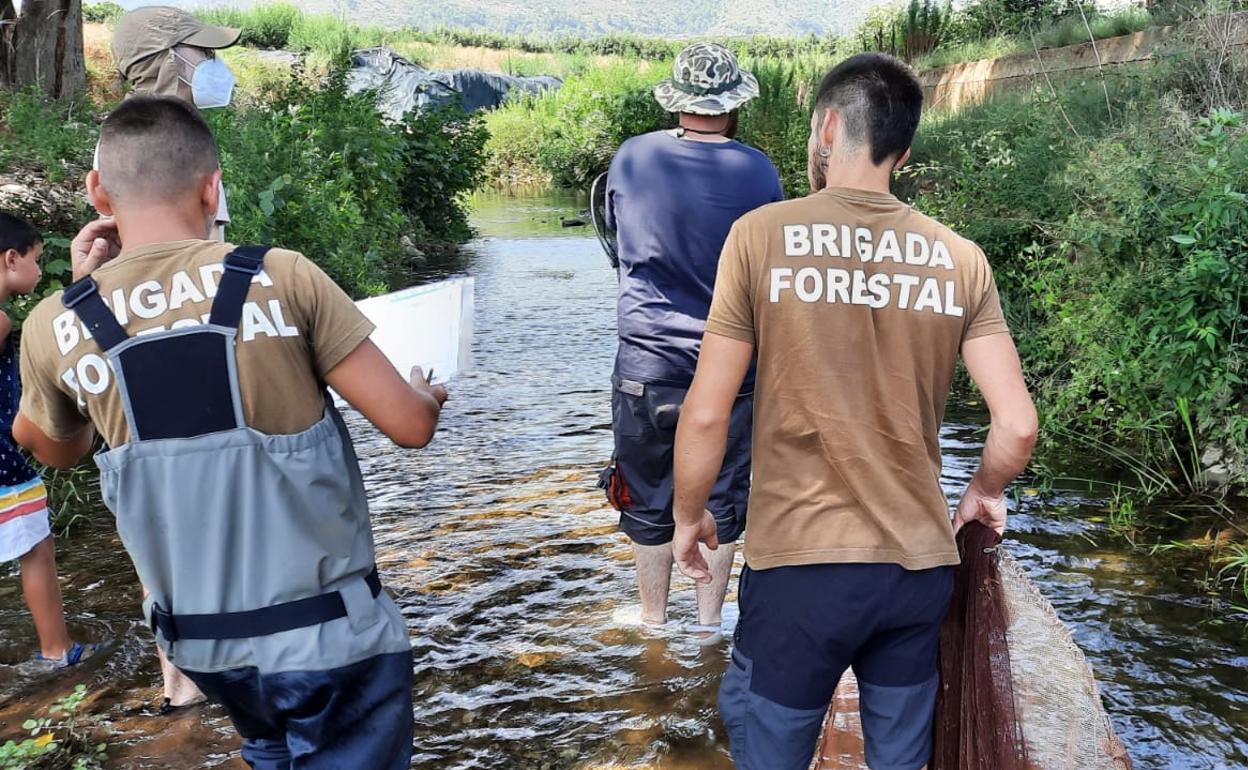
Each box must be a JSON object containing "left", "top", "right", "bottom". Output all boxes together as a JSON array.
[{"left": 602, "top": 42, "right": 783, "bottom": 640}]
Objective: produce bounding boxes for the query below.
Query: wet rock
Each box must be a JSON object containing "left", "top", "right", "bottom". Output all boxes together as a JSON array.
[
  {"left": 400, "top": 235, "right": 427, "bottom": 263},
  {"left": 1201, "top": 444, "right": 1243, "bottom": 487}
]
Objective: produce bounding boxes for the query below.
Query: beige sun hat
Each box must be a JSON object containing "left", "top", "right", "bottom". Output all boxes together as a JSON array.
[
  {"left": 111, "top": 6, "right": 241, "bottom": 80},
  {"left": 653, "top": 42, "right": 760, "bottom": 116}
]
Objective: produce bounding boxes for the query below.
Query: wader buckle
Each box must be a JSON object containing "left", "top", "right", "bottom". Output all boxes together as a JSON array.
[
  {"left": 223, "top": 251, "right": 264, "bottom": 276},
  {"left": 149, "top": 602, "right": 180, "bottom": 643},
  {"left": 61, "top": 277, "right": 100, "bottom": 309}
]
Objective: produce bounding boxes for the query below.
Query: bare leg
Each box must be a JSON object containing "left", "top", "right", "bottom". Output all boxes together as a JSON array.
[
  {"left": 632, "top": 543, "right": 674, "bottom": 625},
  {"left": 20, "top": 536, "right": 71, "bottom": 659},
  {"left": 159, "top": 646, "right": 206, "bottom": 708},
  {"left": 694, "top": 542, "right": 736, "bottom": 627},
  {"left": 142, "top": 585, "right": 206, "bottom": 708}
]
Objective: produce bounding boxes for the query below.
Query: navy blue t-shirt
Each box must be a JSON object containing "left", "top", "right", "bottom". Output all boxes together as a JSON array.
[{"left": 607, "top": 131, "right": 783, "bottom": 387}]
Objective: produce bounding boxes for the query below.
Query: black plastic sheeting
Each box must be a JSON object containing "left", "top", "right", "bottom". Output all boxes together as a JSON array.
[{"left": 347, "top": 48, "right": 562, "bottom": 120}]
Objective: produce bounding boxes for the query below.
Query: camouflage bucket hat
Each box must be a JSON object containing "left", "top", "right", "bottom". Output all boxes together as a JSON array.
[{"left": 653, "top": 42, "right": 759, "bottom": 116}]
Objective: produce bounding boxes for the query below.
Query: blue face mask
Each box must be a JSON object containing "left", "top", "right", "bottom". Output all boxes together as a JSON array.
[{"left": 175, "top": 51, "right": 235, "bottom": 109}]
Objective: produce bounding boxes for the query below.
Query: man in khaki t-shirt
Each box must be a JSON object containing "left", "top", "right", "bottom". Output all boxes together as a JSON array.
[
  {"left": 15, "top": 96, "right": 447, "bottom": 769},
  {"left": 671, "top": 54, "right": 1037, "bottom": 770}
]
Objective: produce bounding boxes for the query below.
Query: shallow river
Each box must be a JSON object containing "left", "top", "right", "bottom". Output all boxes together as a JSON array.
[{"left": 1, "top": 191, "right": 1246, "bottom": 769}]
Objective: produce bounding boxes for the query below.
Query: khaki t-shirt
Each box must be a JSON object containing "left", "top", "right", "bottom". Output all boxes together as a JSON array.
[
  {"left": 705, "top": 187, "right": 1010, "bottom": 571},
  {"left": 20, "top": 240, "right": 373, "bottom": 448}
]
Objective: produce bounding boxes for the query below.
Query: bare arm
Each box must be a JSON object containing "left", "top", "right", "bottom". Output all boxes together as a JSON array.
[
  {"left": 324, "top": 340, "right": 447, "bottom": 449},
  {"left": 0, "top": 312, "right": 11, "bottom": 352},
  {"left": 672, "top": 332, "right": 754, "bottom": 582},
  {"left": 13, "top": 413, "right": 95, "bottom": 469},
  {"left": 956, "top": 333, "right": 1039, "bottom": 533}
]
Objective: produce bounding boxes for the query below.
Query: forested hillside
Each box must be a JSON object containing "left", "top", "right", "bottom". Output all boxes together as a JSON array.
[{"left": 114, "top": 0, "right": 892, "bottom": 37}]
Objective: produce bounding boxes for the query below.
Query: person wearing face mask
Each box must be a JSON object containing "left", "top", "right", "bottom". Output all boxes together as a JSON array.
[
  {"left": 86, "top": 6, "right": 241, "bottom": 714},
  {"left": 100, "top": 6, "right": 240, "bottom": 242}
]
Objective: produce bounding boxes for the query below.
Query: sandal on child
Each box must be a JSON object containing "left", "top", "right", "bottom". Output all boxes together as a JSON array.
[{"left": 33, "top": 641, "right": 99, "bottom": 669}]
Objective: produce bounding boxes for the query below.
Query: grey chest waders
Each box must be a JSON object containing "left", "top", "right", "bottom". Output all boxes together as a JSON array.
[{"left": 61, "top": 247, "right": 411, "bottom": 674}]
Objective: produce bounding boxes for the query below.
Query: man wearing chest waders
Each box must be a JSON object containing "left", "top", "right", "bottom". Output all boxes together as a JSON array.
[
  {"left": 601, "top": 42, "right": 783, "bottom": 641},
  {"left": 14, "top": 97, "right": 448, "bottom": 769},
  {"left": 672, "top": 53, "right": 1038, "bottom": 770}
]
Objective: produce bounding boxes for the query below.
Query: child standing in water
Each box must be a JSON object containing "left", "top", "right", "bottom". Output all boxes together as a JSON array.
[{"left": 0, "top": 212, "right": 92, "bottom": 668}]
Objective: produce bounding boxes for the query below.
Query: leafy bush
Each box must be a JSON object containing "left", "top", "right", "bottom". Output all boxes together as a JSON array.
[
  {"left": 736, "top": 57, "right": 826, "bottom": 197},
  {"left": 0, "top": 89, "right": 97, "bottom": 183},
  {"left": 485, "top": 62, "right": 669, "bottom": 188},
  {"left": 82, "top": 2, "right": 124, "bottom": 24},
  {"left": 207, "top": 72, "right": 485, "bottom": 297}
]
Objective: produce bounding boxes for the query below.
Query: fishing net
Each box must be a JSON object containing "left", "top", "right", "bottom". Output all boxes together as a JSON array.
[
  {"left": 589, "top": 171, "right": 619, "bottom": 270},
  {"left": 814, "top": 522, "right": 1132, "bottom": 770}
]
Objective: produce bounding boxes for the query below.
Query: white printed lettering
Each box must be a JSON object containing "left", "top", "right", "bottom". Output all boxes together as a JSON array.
[
  {"left": 876, "top": 230, "right": 902, "bottom": 264},
  {"left": 76, "top": 354, "right": 110, "bottom": 395},
  {"left": 784, "top": 226, "right": 811, "bottom": 257},
  {"left": 268, "top": 300, "right": 299, "bottom": 337},
  {"left": 794, "top": 267, "right": 823, "bottom": 302},
  {"left": 894, "top": 274, "right": 921, "bottom": 309},
  {"left": 769, "top": 268, "right": 793, "bottom": 303},
  {"left": 913, "top": 278, "right": 943, "bottom": 313},
  {"left": 130, "top": 281, "right": 166, "bottom": 320},
  {"left": 168, "top": 270, "right": 206, "bottom": 310},
  {"left": 905, "top": 232, "right": 930, "bottom": 266},
  {"left": 944, "top": 281, "right": 965, "bottom": 317},
  {"left": 53, "top": 311, "right": 80, "bottom": 356},
  {"left": 827, "top": 269, "right": 851, "bottom": 304}
]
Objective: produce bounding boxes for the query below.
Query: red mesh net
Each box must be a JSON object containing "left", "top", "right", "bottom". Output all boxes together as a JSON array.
[
  {"left": 931, "top": 521, "right": 1029, "bottom": 770},
  {"left": 815, "top": 522, "right": 1133, "bottom": 770}
]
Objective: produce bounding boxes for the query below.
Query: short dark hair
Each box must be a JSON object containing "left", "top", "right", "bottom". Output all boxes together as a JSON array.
[
  {"left": 0, "top": 212, "right": 42, "bottom": 255},
  {"left": 814, "top": 53, "right": 923, "bottom": 166},
  {"left": 98, "top": 96, "right": 220, "bottom": 203}
]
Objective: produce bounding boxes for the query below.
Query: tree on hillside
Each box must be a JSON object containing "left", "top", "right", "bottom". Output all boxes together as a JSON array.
[{"left": 0, "top": 0, "right": 86, "bottom": 100}]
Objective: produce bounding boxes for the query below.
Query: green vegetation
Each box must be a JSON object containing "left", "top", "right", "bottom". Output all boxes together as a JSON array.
[
  {"left": 0, "top": 685, "right": 110, "bottom": 770},
  {"left": 484, "top": 61, "right": 669, "bottom": 187},
  {"left": 2, "top": 48, "right": 486, "bottom": 523},
  {"left": 81, "top": 2, "right": 123, "bottom": 25},
  {"left": 206, "top": 72, "right": 486, "bottom": 297},
  {"left": 191, "top": 0, "right": 885, "bottom": 39}
]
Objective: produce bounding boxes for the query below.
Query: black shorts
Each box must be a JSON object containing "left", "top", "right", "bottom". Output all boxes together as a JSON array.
[{"left": 603, "top": 376, "right": 752, "bottom": 546}]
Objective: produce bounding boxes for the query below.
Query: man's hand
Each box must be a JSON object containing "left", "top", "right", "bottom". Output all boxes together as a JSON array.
[
  {"left": 673, "top": 510, "right": 719, "bottom": 584},
  {"left": 953, "top": 478, "right": 1008, "bottom": 535},
  {"left": 71, "top": 219, "right": 122, "bottom": 281},
  {"left": 409, "top": 366, "right": 448, "bottom": 406}
]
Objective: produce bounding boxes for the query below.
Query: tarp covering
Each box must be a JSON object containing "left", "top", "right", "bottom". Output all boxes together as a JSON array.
[{"left": 347, "top": 48, "right": 561, "bottom": 121}]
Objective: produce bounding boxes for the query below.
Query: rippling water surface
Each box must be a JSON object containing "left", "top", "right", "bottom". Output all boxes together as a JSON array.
[{"left": 1, "top": 190, "right": 1245, "bottom": 769}]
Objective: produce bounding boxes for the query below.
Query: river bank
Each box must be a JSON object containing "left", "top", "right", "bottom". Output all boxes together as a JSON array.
[{"left": 1, "top": 192, "right": 1245, "bottom": 770}]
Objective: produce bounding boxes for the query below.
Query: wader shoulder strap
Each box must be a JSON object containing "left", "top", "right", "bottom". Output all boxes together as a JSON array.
[
  {"left": 209, "top": 246, "right": 269, "bottom": 329},
  {"left": 62, "top": 278, "right": 128, "bottom": 352}
]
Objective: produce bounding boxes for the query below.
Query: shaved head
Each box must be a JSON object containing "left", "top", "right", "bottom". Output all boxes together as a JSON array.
[{"left": 97, "top": 96, "right": 220, "bottom": 205}]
